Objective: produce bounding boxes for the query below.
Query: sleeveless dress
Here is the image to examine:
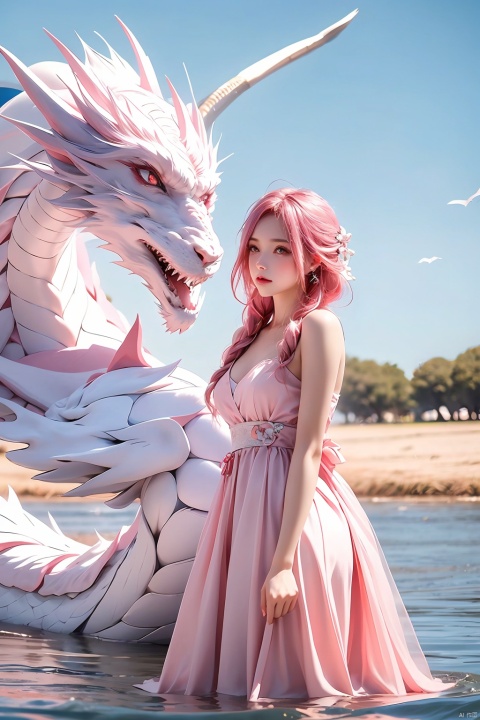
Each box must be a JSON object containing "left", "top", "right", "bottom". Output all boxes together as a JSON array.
[{"left": 137, "top": 358, "right": 455, "bottom": 700}]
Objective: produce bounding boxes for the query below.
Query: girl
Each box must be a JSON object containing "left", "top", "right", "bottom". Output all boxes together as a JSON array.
[{"left": 139, "top": 188, "right": 455, "bottom": 701}]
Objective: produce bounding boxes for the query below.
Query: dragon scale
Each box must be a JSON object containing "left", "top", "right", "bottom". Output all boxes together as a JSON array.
[{"left": 7, "top": 178, "right": 125, "bottom": 356}]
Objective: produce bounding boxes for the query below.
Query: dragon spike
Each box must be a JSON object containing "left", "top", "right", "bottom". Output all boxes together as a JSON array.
[
  {"left": 115, "top": 16, "right": 163, "bottom": 98},
  {"left": 106, "top": 315, "right": 151, "bottom": 372},
  {"left": 165, "top": 77, "right": 202, "bottom": 162},
  {"left": 0, "top": 116, "right": 73, "bottom": 164},
  {"left": 63, "top": 79, "right": 120, "bottom": 144},
  {"left": 183, "top": 64, "right": 207, "bottom": 149},
  {"left": 198, "top": 9, "right": 359, "bottom": 128},
  {"left": 10, "top": 153, "right": 73, "bottom": 191},
  {"left": 94, "top": 30, "right": 139, "bottom": 78},
  {"left": 43, "top": 29, "right": 112, "bottom": 111},
  {"left": 75, "top": 33, "right": 116, "bottom": 78},
  {"left": 0, "top": 45, "right": 93, "bottom": 147}
]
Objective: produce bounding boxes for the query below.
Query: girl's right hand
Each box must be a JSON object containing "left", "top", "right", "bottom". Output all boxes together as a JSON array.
[{"left": 260, "top": 567, "right": 299, "bottom": 625}]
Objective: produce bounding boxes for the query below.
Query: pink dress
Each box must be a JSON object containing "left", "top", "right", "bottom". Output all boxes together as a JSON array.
[{"left": 138, "top": 358, "right": 455, "bottom": 701}]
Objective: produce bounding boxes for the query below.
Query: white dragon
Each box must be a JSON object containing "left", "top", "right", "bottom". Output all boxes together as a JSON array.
[{"left": 0, "top": 12, "right": 357, "bottom": 642}]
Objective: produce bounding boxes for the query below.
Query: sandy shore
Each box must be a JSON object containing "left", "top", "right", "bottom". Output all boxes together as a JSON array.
[
  {"left": 332, "top": 421, "right": 480, "bottom": 496},
  {"left": 0, "top": 421, "right": 479, "bottom": 501}
]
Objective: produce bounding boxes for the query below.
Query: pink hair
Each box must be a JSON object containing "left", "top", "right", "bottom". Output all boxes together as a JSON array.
[{"left": 205, "top": 188, "right": 351, "bottom": 415}]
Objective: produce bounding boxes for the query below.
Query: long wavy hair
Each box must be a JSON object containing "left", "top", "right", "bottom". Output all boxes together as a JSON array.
[{"left": 205, "top": 187, "right": 351, "bottom": 415}]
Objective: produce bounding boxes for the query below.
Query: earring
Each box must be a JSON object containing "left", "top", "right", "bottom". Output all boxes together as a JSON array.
[{"left": 309, "top": 270, "right": 319, "bottom": 285}]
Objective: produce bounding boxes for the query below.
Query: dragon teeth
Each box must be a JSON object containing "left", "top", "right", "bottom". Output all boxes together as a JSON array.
[{"left": 143, "top": 241, "right": 203, "bottom": 300}]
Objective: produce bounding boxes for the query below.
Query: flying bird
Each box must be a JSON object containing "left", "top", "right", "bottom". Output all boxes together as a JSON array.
[
  {"left": 448, "top": 188, "right": 480, "bottom": 207},
  {"left": 418, "top": 257, "right": 442, "bottom": 264}
]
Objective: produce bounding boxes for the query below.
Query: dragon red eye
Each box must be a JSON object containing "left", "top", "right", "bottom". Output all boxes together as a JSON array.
[{"left": 135, "top": 166, "right": 167, "bottom": 193}]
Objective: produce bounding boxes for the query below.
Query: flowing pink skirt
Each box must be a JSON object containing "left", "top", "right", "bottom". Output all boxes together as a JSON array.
[{"left": 137, "top": 443, "right": 456, "bottom": 700}]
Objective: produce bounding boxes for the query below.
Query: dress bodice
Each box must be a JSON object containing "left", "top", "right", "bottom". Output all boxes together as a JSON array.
[{"left": 213, "top": 358, "right": 339, "bottom": 432}]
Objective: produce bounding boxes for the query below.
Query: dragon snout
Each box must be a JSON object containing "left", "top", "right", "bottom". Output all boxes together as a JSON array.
[{"left": 193, "top": 242, "right": 223, "bottom": 269}]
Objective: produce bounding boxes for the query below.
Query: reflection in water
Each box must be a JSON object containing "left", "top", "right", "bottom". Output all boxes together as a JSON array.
[{"left": 0, "top": 500, "right": 477, "bottom": 718}]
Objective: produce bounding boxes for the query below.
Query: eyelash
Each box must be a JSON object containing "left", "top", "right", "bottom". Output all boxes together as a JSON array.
[{"left": 248, "top": 245, "right": 290, "bottom": 255}]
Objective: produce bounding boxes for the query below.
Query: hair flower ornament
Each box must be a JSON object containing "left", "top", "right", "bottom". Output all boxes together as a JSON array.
[{"left": 336, "top": 226, "right": 356, "bottom": 281}]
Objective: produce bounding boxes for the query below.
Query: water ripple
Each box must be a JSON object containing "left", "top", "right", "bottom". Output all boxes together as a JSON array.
[{"left": 0, "top": 500, "right": 477, "bottom": 718}]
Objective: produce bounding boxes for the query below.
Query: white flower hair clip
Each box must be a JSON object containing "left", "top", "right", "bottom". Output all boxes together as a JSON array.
[{"left": 336, "top": 226, "right": 356, "bottom": 281}]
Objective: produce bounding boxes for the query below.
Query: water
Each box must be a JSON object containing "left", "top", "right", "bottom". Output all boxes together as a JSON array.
[{"left": 0, "top": 499, "right": 478, "bottom": 719}]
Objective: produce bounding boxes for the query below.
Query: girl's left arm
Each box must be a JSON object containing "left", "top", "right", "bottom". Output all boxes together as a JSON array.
[{"left": 260, "top": 310, "right": 344, "bottom": 623}]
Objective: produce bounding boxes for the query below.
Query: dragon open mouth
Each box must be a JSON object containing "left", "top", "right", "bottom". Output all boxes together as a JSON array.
[{"left": 144, "top": 242, "right": 201, "bottom": 312}]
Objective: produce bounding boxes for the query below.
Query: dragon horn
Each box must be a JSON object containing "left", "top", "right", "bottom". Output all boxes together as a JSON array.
[{"left": 198, "top": 9, "right": 358, "bottom": 128}]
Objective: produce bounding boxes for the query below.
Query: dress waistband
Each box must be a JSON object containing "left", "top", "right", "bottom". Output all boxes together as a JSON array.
[
  {"left": 221, "top": 420, "right": 295, "bottom": 478},
  {"left": 231, "top": 420, "right": 297, "bottom": 451},
  {"left": 221, "top": 420, "right": 346, "bottom": 479}
]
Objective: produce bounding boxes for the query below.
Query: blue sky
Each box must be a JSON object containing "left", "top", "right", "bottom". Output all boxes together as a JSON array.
[{"left": 1, "top": 1, "right": 478, "bottom": 381}]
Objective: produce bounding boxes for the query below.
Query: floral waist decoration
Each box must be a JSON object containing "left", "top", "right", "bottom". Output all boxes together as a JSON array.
[
  {"left": 221, "top": 421, "right": 285, "bottom": 478},
  {"left": 250, "top": 421, "right": 284, "bottom": 445}
]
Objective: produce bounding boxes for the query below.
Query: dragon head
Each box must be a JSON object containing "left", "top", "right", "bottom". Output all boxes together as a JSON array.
[
  {"left": 0, "top": 11, "right": 358, "bottom": 332},
  {"left": 0, "top": 20, "right": 223, "bottom": 333}
]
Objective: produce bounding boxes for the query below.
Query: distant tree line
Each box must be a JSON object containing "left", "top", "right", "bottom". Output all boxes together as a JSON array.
[{"left": 338, "top": 345, "right": 480, "bottom": 423}]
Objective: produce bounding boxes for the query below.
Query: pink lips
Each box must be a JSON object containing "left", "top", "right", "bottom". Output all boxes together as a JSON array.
[{"left": 256, "top": 276, "right": 271, "bottom": 284}]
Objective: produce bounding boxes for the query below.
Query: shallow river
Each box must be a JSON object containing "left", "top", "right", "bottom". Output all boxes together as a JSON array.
[{"left": 0, "top": 498, "right": 478, "bottom": 719}]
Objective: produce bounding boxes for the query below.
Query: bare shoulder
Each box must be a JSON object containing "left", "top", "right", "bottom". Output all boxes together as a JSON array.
[
  {"left": 295, "top": 311, "right": 344, "bottom": 378},
  {"left": 301, "top": 309, "right": 344, "bottom": 344}
]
